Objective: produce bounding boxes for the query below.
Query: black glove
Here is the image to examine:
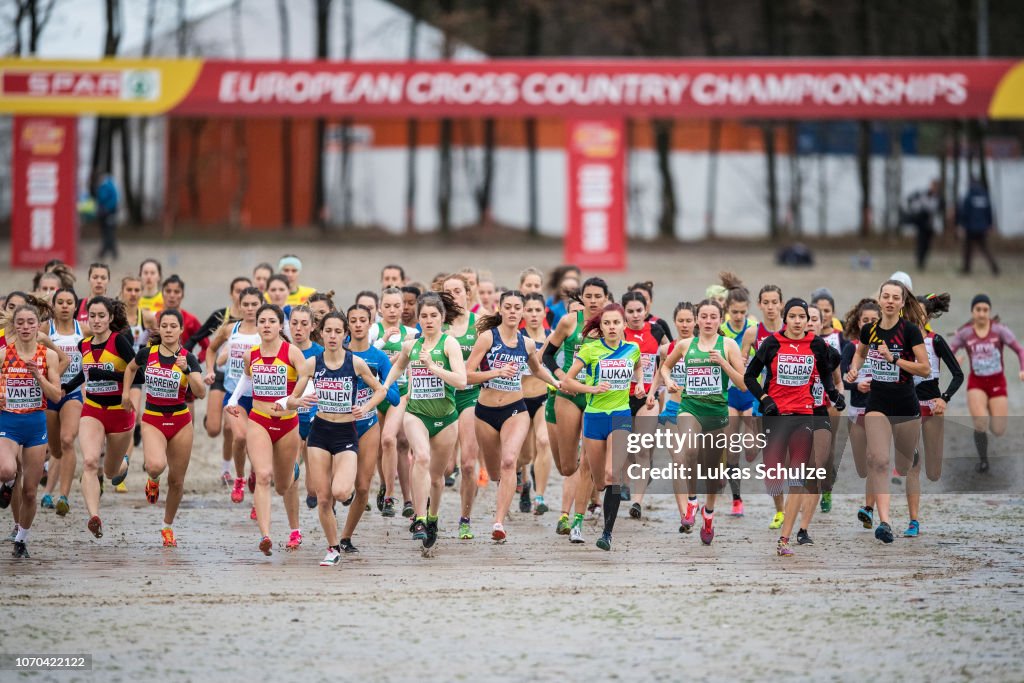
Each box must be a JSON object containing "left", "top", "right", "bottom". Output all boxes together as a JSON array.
[
  {"left": 759, "top": 395, "right": 780, "bottom": 417},
  {"left": 831, "top": 392, "right": 846, "bottom": 412}
]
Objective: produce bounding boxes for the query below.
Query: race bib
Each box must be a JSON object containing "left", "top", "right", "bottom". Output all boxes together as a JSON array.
[
  {"left": 228, "top": 343, "right": 247, "bottom": 380},
  {"left": 640, "top": 353, "right": 657, "bottom": 385},
  {"left": 812, "top": 377, "right": 825, "bottom": 406},
  {"left": 314, "top": 376, "right": 353, "bottom": 414},
  {"left": 4, "top": 376, "right": 42, "bottom": 411},
  {"left": 598, "top": 358, "right": 632, "bottom": 392},
  {"left": 410, "top": 366, "right": 444, "bottom": 400},
  {"left": 486, "top": 359, "right": 522, "bottom": 392},
  {"left": 670, "top": 360, "right": 687, "bottom": 387},
  {"left": 868, "top": 349, "right": 899, "bottom": 383},
  {"left": 355, "top": 386, "right": 372, "bottom": 409},
  {"left": 145, "top": 365, "right": 183, "bottom": 401},
  {"left": 59, "top": 344, "right": 82, "bottom": 384},
  {"left": 84, "top": 362, "right": 118, "bottom": 395},
  {"left": 776, "top": 353, "right": 814, "bottom": 387},
  {"left": 685, "top": 365, "right": 722, "bottom": 396},
  {"left": 972, "top": 344, "right": 1001, "bottom": 377},
  {"left": 252, "top": 364, "right": 288, "bottom": 397}
]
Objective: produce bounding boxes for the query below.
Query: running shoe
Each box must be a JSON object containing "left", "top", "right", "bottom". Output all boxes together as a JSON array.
[
  {"left": 730, "top": 499, "right": 745, "bottom": 517},
  {"left": 681, "top": 500, "right": 698, "bottom": 533},
  {"left": 820, "top": 492, "right": 832, "bottom": 513},
  {"left": 305, "top": 494, "right": 317, "bottom": 509},
  {"left": 7, "top": 526, "right": 16, "bottom": 542},
  {"left": 679, "top": 518, "right": 688, "bottom": 534},
  {"left": 596, "top": 532, "right": 612, "bottom": 551},
  {"left": 903, "top": 520, "right": 920, "bottom": 538},
  {"left": 0, "top": 482, "right": 14, "bottom": 509},
  {"left": 401, "top": 501, "right": 414, "bottom": 519},
  {"left": 40, "top": 493, "right": 55, "bottom": 510},
  {"left": 133, "top": 422, "right": 142, "bottom": 447},
  {"left": 769, "top": 511, "right": 785, "bottom": 530},
  {"left": 250, "top": 506, "right": 257, "bottom": 520},
  {"left": 629, "top": 502, "right": 642, "bottom": 520},
  {"left": 220, "top": 471, "right": 233, "bottom": 486},
  {"left": 587, "top": 502, "right": 602, "bottom": 519},
  {"left": 286, "top": 530, "right": 303, "bottom": 551},
  {"left": 556, "top": 514, "right": 571, "bottom": 535},
  {"left": 423, "top": 519, "right": 438, "bottom": 549},
  {"left": 796, "top": 529, "right": 814, "bottom": 545},
  {"left": 777, "top": 537, "right": 793, "bottom": 556},
  {"left": 342, "top": 491, "right": 355, "bottom": 507},
  {"left": 515, "top": 471, "right": 523, "bottom": 495},
  {"left": 411, "top": 520, "right": 428, "bottom": 541},
  {"left": 976, "top": 457, "right": 990, "bottom": 474},
  {"left": 382, "top": 497, "right": 397, "bottom": 518},
  {"left": 98, "top": 473, "right": 104, "bottom": 497},
  {"left": 87, "top": 515, "right": 103, "bottom": 539},
  {"left": 857, "top": 507, "right": 873, "bottom": 529},
  {"left": 699, "top": 508, "right": 715, "bottom": 545},
  {"left": 492, "top": 524, "right": 507, "bottom": 543},
  {"left": 619, "top": 486, "right": 631, "bottom": 502},
  {"left": 534, "top": 497, "right": 549, "bottom": 515},
  {"left": 875, "top": 522, "right": 894, "bottom": 544},
  {"left": 445, "top": 472, "right": 456, "bottom": 488},
  {"left": 231, "top": 477, "right": 245, "bottom": 504},
  {"left": 293, "top": 462, "right": 300, "bottom": 482},
  {"left": 458, "top": 521, "right": 474, "bottom": 540},
  {"left": 569, "top": 522, "right": 584, "bottom": 544},
  {"left": 145, "top": 477, "right": 160, "bottom": 504},
  {"left": 247, "top": 471, "right": 256, "bottom": 493},
  {"left": 519, "top": 480, "right": 532, "bottom": 513},
  {"left": 376, "top": 484, "right": 385, "bottom": 512},
  {"left": 111, "top": 456, "right": 130, "bottom": 487},
  {"left": 161, "top": 528, "right": 177, "bottom": 548},
  {"left": 259, "top": 536, "right": 273, "bottom": 555},
  {"left": 12, "top": 541, "right": 29, "bottom": 558},
  {"left": 477, "top": 467, "right": 489, "bottom": 487},
  {"left": 320, "top": 547, "right": 341, "bottom": 566},
  {"left": 339, "top": 538, "right": 358, "bottom": 554},
  {"left": 55, "top": 496, "right": 70, "bottom": 517},
  {"left": 115, "top": 482, "right": 128, "bottom": 493}
]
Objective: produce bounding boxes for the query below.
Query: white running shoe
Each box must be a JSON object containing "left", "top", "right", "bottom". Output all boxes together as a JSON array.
[{"left": 320, "top": 547, "right": 341, "bottom": 566}]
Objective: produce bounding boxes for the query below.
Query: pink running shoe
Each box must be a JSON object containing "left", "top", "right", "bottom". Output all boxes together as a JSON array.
[
  {"left": 250, "top": 505, "right": 257, "bottom": 520},
  {"left": 286, "top": 529, "right": 303, "bottom": 551},
  {"left": 699, "top": 507, "right": 715, "bottom": 546},
  {"left": 230, "top": 477, "right": 244, "bottom": 504},
  {"left": 680, "top": 499, "right": 698, "bottom": 533},
  {"left": 259, "top": 536, "right": 273, "bottom": 555},
  {"left": 730, "top": 499, "right": 745, "bottom": 517}
]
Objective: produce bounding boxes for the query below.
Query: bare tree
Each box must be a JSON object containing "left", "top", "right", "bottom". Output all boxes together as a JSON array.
[
  {"left": 312, "top": 0, "right": 332, "bottom": 230},
  {"left": 523, "top": 0, "right": 541, "bottom": 236},
  {"left": 339, "top": 0, "right": 354, "bottom": 229},
  {"left": 855, "top": 0, "right": 872, "bottom": 237},
  {"left": 277, "top": 0, "right": 293, "bottom": 228},
  {"left": 436, "top": 0, "right": 456, "bottom": 235},
  {"left": 697, "top": 0, "right": 719, "bottom": 239},
  {"left": 228, "top": 0, "right": 248, "bottom": 229},
  {"left": 404, "top": 0, "right": 420, "bottom": 235}
]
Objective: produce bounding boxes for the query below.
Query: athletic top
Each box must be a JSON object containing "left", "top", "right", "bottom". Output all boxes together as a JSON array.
[
  {"left": 562, "top": 311, "right": 588, "bottom": 382},
  {"left": 811, "top": 345, "right": 841, "bottom": 409},
  {"left": 2, "top": 343, "right": 48, "bottom": 414},
  {"left": 860, "top": 319, "right": 924, "bottom": 402},
  {"left": 136, "top": 346, "right": 201, "bottom": 414},
  {"left": 949, "top": 322, "right": 1024, "bottom": 378},
  {"left": 224, "top": 322, "right": 260, "bottom": 393},
  {"left": 754, "top": 322, "right": 779, "bottom": 351},
  {"left": 681, "top": 335, "right": 730, "bottom": 412},
  {"left": 311, "top": 351, "right": 357, "bottom": 415},
  {"left": 665, "top": 338, "right": 689, "bottom": 392},
  {"left": 624, "top": 321, "right": 664, "bottom": 393},
  {"left": 0, "top": 329, "right": 5, "bottom": 354},
  {"left": 374, "top": 324, "right": 417, "bottom": 393},
  {"left": 447, "top": 313, "right": 478, "bottom": 390},
  {"left": 576, "top": 339, "right": 641, "bottom": 415},
  {"left": 721, "top": 316, "right": 757, "bottom": 356},
  {"left": 841, "top": 340, "right": 872, "bottom": 409},
  {"left": 407, "top": 335, "right": 456, "bottom": 419},
  {"left": 915, "top": 331, "right": 963, "bottom": 402},
  {"left": 351, "top": 346, "right": 399, "bottom": 420},
  {"left": 192, "top": 307, "right": 240, "bottom": 358},
  {"left": 249, "top": 342, "right": 297, "bottom": 402},
  {"left": 72, "top": 333, "right": 136, "bottom": 409},
  {"left": 124, "top": 307, "right": 149, "bottom": 353},
  {"left": 520, "top": 331, "right": 547, "bottom": 377},
  {"left": 285, "top": 286, "right": 316, "bottom": 307},
  {"left": 139, "top": 291, "right": 164, "bottom": 313},
  {"left": 646, "top": 314, "right": 673, "bottom": 342},
  {"left": 481, "top": 329, "right": 529, "bottom": 393},
  {"left": 49, "top": 320, "right": 84, "bottom": 388},
  {"left": 745, "top": 332, "right": 833, "bottom": 415},
  {"left": 297, "top": 343, "right": 324, "bottom": 422}
]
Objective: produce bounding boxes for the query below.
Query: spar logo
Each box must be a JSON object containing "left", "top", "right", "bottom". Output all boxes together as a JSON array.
[{"left": 2, "top": 69, "right": 161, "bottom": 101}]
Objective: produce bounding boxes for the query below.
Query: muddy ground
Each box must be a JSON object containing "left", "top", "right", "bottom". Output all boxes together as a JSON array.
[{"left": 1, "top": 239, "right": 1022, "bottom": 682}]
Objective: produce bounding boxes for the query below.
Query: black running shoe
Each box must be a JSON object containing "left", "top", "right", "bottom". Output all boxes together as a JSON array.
[
  {"left": 411, "top": 520, "right": 427, "bottom": 540},
  {"left": 976, "top": 457, "right": 990, "bottom": 473},
  {"left": 382, "top": 497, "right": 396, "bottom": 517},
  {"left": 12, "top": 541, "right": 29, "bottom": 558},
  {"left": 629, "top": 502, "right": 642, "bottom": 520},
  {"left": 305, "top": 494, "right": 317, "bottom": 509},
  {"left": 376, "top": 484, "right": 385, "bottom": 512},
  {"left": 423, "top": 519, "right": 439, "bottom": 549},
  {"left": 402, "top": 501, "right": 414, "bottom": 518},
  {"left": 338, "top": 538, "right": 359, "bottom": 554},
  {"left": 444, "top": 473, "right": 456, "bottom": 488},
  {"left": 133, "top": 423, "right": 142, "bottom": 447},
  {"left": 342, "top": 492, "right": 355, "bottom": 507},
  {"left": 0, "top": 482, "right": 12, "bottom": 509},
  {"left": 874, "top": 522, "right": 894, "bottom": 544},
  {"left": 796, "top": 529, "right": 814, "bottom": 545},
  {"left": 519, "top": 480, "right": 532, "bottom": 513}
]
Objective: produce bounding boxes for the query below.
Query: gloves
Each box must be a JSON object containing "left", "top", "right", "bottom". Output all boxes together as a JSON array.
[
  {"left": 831, "top": 392, "right": 846, "bottom": 412},
  {"left": 759, "top": 395, "right": 780, "bottom": 417}
]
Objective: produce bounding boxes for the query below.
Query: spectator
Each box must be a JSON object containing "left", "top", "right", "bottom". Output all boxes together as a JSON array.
[
  {"left": 958, "top": 178, "right": 999, "bottom": 276},
  {"left": 94, "top": 172, "right": 120, "bottom": 261},
  {"left": 903, "top": 179, "right": 942, "bottom": 271}
]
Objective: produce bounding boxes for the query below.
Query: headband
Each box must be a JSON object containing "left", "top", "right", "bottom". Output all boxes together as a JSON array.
[{"left": 278, "top": 256, "right": 302, "bottom": 271}]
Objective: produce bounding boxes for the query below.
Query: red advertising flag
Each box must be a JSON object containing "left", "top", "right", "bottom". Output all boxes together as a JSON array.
[
  {"left": 565, "top": 119, "right": 626, "bottom": 272},
  {"left": 11, "top": 116, "right": 78, "bottom": 268}
]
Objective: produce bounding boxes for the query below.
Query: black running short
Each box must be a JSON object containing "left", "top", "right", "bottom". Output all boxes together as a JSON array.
[{"left": 306, "top": 417, "right": 359, "bottom": 456}]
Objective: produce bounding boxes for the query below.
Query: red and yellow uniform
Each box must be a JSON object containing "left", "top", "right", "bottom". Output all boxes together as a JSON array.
[
  {"left": 136, "top": 345, "right": 202, "bottom": 440},
  {"left": 75, "top": 333, "right": 137, "bottom": 433},
  {"left": 248, "top": 341, "right": 299, "bottom": 443}
]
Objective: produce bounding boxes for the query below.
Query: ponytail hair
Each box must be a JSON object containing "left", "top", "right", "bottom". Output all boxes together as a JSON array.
[
  {"left": 87, "top": 296, "right": 129, "bottom": 332},
  {"left": 918, "top": 292, "right": 951, "bottom": 319},
  {"left": 842, "top": 298, "right": 880, "bottom": 340},
  {"left": 308, "top": 290, "right": 336, "bottom": 313},
  {"left": 476, "top": 290, "right": 525, "bottom": 333},
  {"left": 581, "top": 303, "right": 625, "bottom": 339},
  {"left": 721, "top": 272, "right": 750, "bottom": 307},
  {"left": 418, "top": 291, "right": 462, "bottom": 325}
]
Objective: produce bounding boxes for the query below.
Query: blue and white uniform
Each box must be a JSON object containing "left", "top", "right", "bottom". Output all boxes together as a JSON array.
[
  {"left": 350, "top": 345, "right": 399, "bottom": 438},
  {"left": 47, "top": 320, "right": 84, "bottom": 411}
]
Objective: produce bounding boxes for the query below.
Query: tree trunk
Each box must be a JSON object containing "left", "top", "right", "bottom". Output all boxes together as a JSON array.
[
  {"left": 438, "top": 118, "right": 452, "bottom": 235},
  {"left": 951, "top": 119, "right": 962, "bottom": 237},
  {"left": 404, "top": 0, "right": 421, "bottom": 235},
  {"left": 90, "top": 0, "right": 122, "bottom": 187},
  {"left": 857, "top": 120, "right": 871, "bottom": 238},
  {"left": 523, "top": 2, "right": 541, "bottom": 237},
  {"left": 787, "top": 121, "right": 802, "bottom": 236},
  {"left": 339, "top": 0, "right": 354, "bottom": 229},
  {"left": 276, "top": 0, "right": 292, "bottom": 227},
  {"left": 970, "top": 119, "right": 989, "bottom": 191},
  {"left": 763, "top": 124, "right": 779, "bottom": 239},
  {"left": 312, "top": 0, "right": 332, "bottom": 230},
  {"left": 653, "top": 119, "right": 676, "bottom": 240},
  {"left": 474, "top": 118, "right": 495, "bottom": 226}
]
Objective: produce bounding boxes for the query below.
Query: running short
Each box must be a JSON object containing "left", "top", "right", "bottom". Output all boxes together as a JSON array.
[
  {"left": 307, "top": 417, "right": 359, "bottom": 455},
  {"left": 408, "top": 410, "right": 458, "bottom": 438},
  {"left": 454, "top": 387, "right": 480, "bottom": 414},
  {"left": 678, "top": 397, "right": 729, "bottom": 433},
  {"left": 582, "top": 410, "right": 632, "bottom": 441},
  {"left": 223, "top": 393, "right": 253, "bottom": 412},
  {"left": 555, "top": 390, "right": 588, "bottom": 413},
  {"left": 524, "top": 393, "right": 546, "bottom": 420},
  {"left": 299, "top": 417, "right": 313, "bottom": 441},
  {"left": 82, "top": 403, "right": 136, "bottom": 434},
  {"left": 847, "top": 405, "right": 866, "bottom": 427},
  {"left": 811, "top": 406, "right": 832, "bottom": 432},
  {"left": 211, "top": 370, "right": 225, "bottom": 393},
  {"left": 727, "top": 386, "right": 755, "bottom": 412},
  {"left": 356, "top": 413, "right": 378, "bottom": 439},
  {"left": 249, "top": 410, "right": 298, "bottom": 444},
  {"left": 865, "top": 392, "right": 920, "bottom": 423},
  {"left": 967, "top": 372, "right": 1007, "bottom": 399},
  {"left": 659, "top": 399, "right": 681, "bottom": 425},
  {"left": 47, "top": 389, "right": 83, "bottom": 412},
  {"left": 475, "top": 400, "right": 528, "bottom": 432},
  {"left": 545, "top": 392, "right": 557, "bottom": 424},
  {"left": 142, "top": 410, "right": 192, "bottom": 441},
  {"left": 0, "top": 411, "right": 48, "bottom": 447},
  {"left": 760, "top": 414, "right": 814, "bottom": 492},
  {"left": 379, "top": 385, "right": 408, "bottom": 416},
  {"left": 629, "top": 394, "right": 649, "bottom": 417}
]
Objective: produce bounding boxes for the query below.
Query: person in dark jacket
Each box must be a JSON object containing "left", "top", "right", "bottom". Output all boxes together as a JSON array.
[
  {"left": 958, "top": 178, "right": 998, "bottom": 276},
  {"left": 95, "top": 173, "right": 120, "bottom": 261},
  {"left": 904, "top": 179, "right": 942, "bottom": 271}
]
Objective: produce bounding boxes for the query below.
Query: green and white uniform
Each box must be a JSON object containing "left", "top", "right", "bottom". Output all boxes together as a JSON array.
[
  {"left": 550, "top": 311, "right": 589, "bottom": 418},
  {"left": 406, "top": 334, "right": 458, "bottom": 438},
  {"left": 374, "top": 322, "right": 417, "bottom": 414},
  {"left": 678, "top": 335, "right": 730, "bottom": 432},
  {"left": 448, "top": 312, "right": 480, "bottom": 414}
]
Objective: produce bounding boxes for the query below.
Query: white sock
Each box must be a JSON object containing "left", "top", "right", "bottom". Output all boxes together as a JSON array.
[
  {"left": 15, "top": 526, "right": 28, "bottom": 542},
  {"left": 221, "top": 461, "right": 231, "bottom": 474}
]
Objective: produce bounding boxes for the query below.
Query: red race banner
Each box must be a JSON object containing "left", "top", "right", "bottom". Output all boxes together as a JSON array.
[
  {"left": 11, "top": 116, "right": 78, "bottom": 268},
  {"left": 565, "top": 119, "right": 626, "bottom": 272}
]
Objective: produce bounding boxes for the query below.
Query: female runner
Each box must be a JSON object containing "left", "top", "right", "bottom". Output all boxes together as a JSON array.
[
  {"left": 519, "top": 292, "right": 554, "bottom": 514},
  {"left": 465, "top": 290, "right": 560, "bottom": 542},
  {"left": 949, "top": 294, "right": 1024, "bottom": 473},
  {"left": 845, "top": 280, "right": 930, "bottom": 544},
  {"left": 121, "top": 309, "right": 206, "bottom": 547},
  {"left": 226, "top": 303, "right": 310, "bottom": 555},
  {"left": 138, "top": 259, "right": 164, "bottom": 313},
  {"left": 380, "top": 291, "right": 468, "bottom": 550},
  {"left": 252, "top": 263, "right": 273, "bottom": 293},
  {"left": 265, "top": 275, "right": 293, "bottom": 337},
  {"left": 120, "top": 275, "right": 155, "bottom": 457},
  {"left": 282, "top": 311, "right": 387, "bottom": 566},
  {"left": 289, "top": 307, "right": 324, "bottom": 509},
  {"left": 660, "top": 299, "right": 747, "bottom": 545},
  {"left": 560, "top": 303, "right": 642, "bottom": 551},
  {"left": 1, "top": 304, "right": 63, "bottom": 557},
  {"left": 76, "top": 263, "right": 110, "bottom": 323},
  {"left": 720, "top": 274, "right": 757, "bottom": 515},
  {"left": 839, "top": 299, "right": 881, "bottom": 529}
]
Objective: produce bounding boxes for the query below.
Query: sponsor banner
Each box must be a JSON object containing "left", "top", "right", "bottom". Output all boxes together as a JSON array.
[
  {"left": 565, "top": 119, "right": 625, "bottom": 271},
  {"left": 2, "top": 59, "right": 1024, "bottom": 118},
  {"left": 11, "top": 116, "right": 77, "bottom": 268}
]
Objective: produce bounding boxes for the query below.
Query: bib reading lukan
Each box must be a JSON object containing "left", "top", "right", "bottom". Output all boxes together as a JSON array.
[{"left": 576, "top": 339, "right": 640, "bottom": 414}]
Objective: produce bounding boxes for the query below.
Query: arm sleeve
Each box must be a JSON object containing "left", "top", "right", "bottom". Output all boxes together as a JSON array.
[
  {"left": 114, "top": 333, "right": 137, "bottom": 363},
  {"left": 997, "top": 324, "right": 1024, "bottom": 358},
  {"left": 948, "top": 326, "right": 966, "bottom": 354},
  {"left": 744, "top": 337, "right": 776, "bottom": 400},
  {"left": 374, "top": 349, "right": 401, "bottom": 406},
  {"left": 655, "top": 318, "right": 672, "bottom": 342},
  {"left": 190, "top": 309, "right": 224, "bottom": 348},
  {"left": 841, "top": 343, "right": 858, "bottom": 390},
  {"left": 186, "top": 352, "right": 202, "bottom": 374},
  {"left": 133, "top": 346, "right": 149, "bottom": 367},
  {"left": 227, "top": 374, "right": 252, "bottom": 407},
  {"left": 62, "top": 370, "right": 85, "bottom": 393},
  {"left": 542, "top": 340, "right": 561, "bottom": 374},
  {"left": 905, "top": 322, "right": 925, "bottom": 349},
  {"left": 932, "top": 334, "right": 964, "bottom": 401}
]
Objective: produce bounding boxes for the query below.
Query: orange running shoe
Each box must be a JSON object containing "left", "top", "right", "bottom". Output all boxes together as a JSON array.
[
  {"left": 477, "top": 466, "right": 489, "bottom": 487},
  {"left": 145, "top": 477, "right": 160, "bottom": 504},
  {"left": 87, "top": 515, "right": 103, "bottom": 538},
  {"left": 161, "top": 527, "right": 177, "bottom": 547}
]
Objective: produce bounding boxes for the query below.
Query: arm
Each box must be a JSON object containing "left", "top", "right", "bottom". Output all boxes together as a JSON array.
[
  {"left": 540, "top": 315, "right": 572, "bottom": 377},
  {"left": 933, "top": 334, "right": 964, "bottom": 411},
  {"left": 740, "top": 325, "right": 757, "bottom": 358},
  {"left": 845, "top": 340, "right": 870, "bottom": 383},
  {"left": 659, "top": 341, "right": 686, "bottom": 393},
  {"left": 997, "top": 324, "right": 1024, "bottom": 377},
  {"left": 205, "top": 324, "right": 230, "bottom": 381},
  {"left": 437, "top": 336, "right": 468, "bottom": 390},
  {"left": 632, "top": 351, "right": 646, "bottom": 398},
  {"left": 744, "top": 337, "right": 776, "bottom": 401},
  {"left": 525, "top": 340, "right": 560, "bottom": 390},
  {"left": 380, "top": 341, "right": 412, "bottom": 391},
  {"left": 121, "top": 356, "right": 141, "bottom": 409},
  {"left": 38, "top": 332, "right": 69, "bottom": 376},
  {"left": 35, "top": 349, "right": 64, "bottom": 403},
  {"left": 352, "top": 357, "right": 387, "bottom": 418},
  {"left": 812, "top": 337, "right": 843, "bottom": 407},
  {"left": 465, "top": 331, "right": 501, "bottom": 386},
  {"left": 185, "top": 353, "right": 207, "bottom": 401},
  {"left": 560, "top": 357, "right": 599, "bottom": 396},
  {"left": 289, "top": 347, "right": 315, "bottom": 400},
  {"left": 721, "top": 337, "right": 747, "bottom": 392}
]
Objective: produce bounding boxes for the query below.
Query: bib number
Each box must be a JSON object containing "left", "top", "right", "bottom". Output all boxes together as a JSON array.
[
  {"left": 4, "top": 376, "right": 42, "bottom": 411},
  {"left": 410, "top": 366, "right": 444, "bottom": 400},
  {"left": 145, "top": 366, "right": 183, "bottom": 400},
  {"left": 598, "top": 359, "right": 632, "bottom": 392},
  {"left": 315, "top": 377, "right": 353, "bottom": 414},
  {"left": 868, "top": 349, "right": 899, "bottom": 383},
  {"left": 685, "top": 365, "right": 722, "bottom": 396},
  {"left": 776, "top": 354, "right": 814, "bottom": 387}
]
